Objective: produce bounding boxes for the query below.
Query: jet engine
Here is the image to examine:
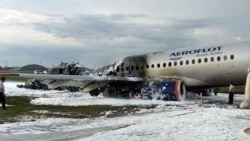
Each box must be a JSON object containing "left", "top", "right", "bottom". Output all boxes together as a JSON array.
[
  {"left": 141, "top": 80, "right": 186, "bottom": 101},
  {"left": 88, "top": 80, "right": 186, "bottom": 101}
]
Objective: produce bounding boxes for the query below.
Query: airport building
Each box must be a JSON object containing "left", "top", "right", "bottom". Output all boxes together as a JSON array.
[{"left": 21, "top": 64, "right": 48, "bottom": 73}]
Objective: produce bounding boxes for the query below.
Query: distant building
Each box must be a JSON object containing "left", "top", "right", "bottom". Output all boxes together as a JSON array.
[
  {"left": 8, "top": 67, "right": 22, "bottom": 71},
  {"left": 21, "top": 64, "right": 48, "bottom": 72}
]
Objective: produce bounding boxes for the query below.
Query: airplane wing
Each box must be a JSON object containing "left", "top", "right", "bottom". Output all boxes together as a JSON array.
[{"left": 18, "top": 73, "right": 144, "bottom": 93}]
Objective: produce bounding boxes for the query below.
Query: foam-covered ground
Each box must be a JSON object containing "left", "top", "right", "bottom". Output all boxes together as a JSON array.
[{"left": 0, "top": 81, "right": 249, "bottom": 141}]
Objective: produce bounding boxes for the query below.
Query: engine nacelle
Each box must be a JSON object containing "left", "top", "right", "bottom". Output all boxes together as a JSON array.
[{"left": 141, "top": 80, "right": 186, "bottom": 101}]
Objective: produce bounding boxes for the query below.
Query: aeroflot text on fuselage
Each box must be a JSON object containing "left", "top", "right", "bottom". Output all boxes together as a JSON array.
[{"left": 169, "top": 46, "right": 223, "bottom": 57}]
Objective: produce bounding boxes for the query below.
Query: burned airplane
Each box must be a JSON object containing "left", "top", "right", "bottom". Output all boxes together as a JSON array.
[{"left": 18, "top": 41, "right": 250, "bottom": 101}]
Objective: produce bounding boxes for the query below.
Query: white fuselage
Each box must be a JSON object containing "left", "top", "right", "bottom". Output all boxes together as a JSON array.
[{"left": 114, "top": 41, "right": 250, "bottom": 90}]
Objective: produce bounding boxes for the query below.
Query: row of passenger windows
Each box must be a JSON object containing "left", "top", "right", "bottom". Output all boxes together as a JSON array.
[{"left": 116, "top": 55, "right": 235, "bottom": 72}]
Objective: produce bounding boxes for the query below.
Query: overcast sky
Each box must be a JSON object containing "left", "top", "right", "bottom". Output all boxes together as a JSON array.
[{"left": 0, "top": 0, "right": 249, "bottom": 68}]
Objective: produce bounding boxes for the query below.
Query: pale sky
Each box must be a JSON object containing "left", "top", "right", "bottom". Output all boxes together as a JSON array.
[{"left": 0, "top": 0, "right": 249, "bottom": 68}]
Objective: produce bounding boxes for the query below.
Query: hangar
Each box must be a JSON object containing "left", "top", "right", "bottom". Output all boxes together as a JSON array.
[{"left": 21, "top": 64, "right": 48, "bottom": 72}]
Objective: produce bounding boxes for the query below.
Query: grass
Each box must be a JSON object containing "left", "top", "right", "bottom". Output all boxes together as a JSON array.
[
  {"left": 217, "top": 86, "right": 245, "bottom": 94},
  {"left": 0, "top": 96, "right": 31, "bottom": 123},
  {"left": 6, "top": 76, "right": 28, "bottom": 82},
  {"left": 0, "top": 96, "right": 156, "bottom": 124},
  {"left": 0, "top": 70, "right": 31, "bottom": 82}
]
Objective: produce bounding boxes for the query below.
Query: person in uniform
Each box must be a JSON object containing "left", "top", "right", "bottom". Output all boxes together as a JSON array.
[{"left": 0, "top": 77, "right": 6, "bottom": 109}]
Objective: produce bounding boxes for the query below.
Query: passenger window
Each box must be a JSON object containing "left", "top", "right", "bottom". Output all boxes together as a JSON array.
[
  {"left": 224, "top": 55, "right": 227, "bottom": 61},
  {"left": 136, "top": 66, "right": 139, "bottom": 71},
  {"left": 157, "top": 63, "right": 160, "bottom": 68},
  {"left": 168, "top": 62, "right": 172, "bottom": 67},
  {"left": 186, "top": 60, "right": 189, "bottom": 65},
  {"left": 217, "top": 56, "right": 221, "bottom": 61},
  {"left": 180, "top": 61, "right": 183, "bottom": 66},
  {"left": 151, "top": 64, "right": 154, "bottom": 68},
  {"left": 198, "top": 58, "right": 202, "bottom": 63},
  {"left": 192, "top": 59, "right": 195, "bottom": 64},
  {"left": 116, "top": 66, "right": 120, "bottom": 72},
  {"left": 131, "top": 66, "right": 134, "bottom": 70},
  {"left": 163, "top": 63, "right": 166, "bottom": 68},
  {"left": 174, "top": 62, "right": 177, "bottom": 66},
  {"left": 204, "top": 58, "right": 208, "bottom": 63},
  {"left": 230, "top": 55, "right": 234, "bottom": 60},
  {"left": 211, "top": 57, "right": 214, "bottom": 62}
]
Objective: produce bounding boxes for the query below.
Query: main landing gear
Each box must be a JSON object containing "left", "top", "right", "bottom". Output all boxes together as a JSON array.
[{"left": 240, "top": 69, "right": 250, "bottom": 109}]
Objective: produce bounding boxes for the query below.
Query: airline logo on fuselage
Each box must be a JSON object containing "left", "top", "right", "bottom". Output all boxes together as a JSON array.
[{"left": 169, "top": 46, "right": 223, "bottom": 60}]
